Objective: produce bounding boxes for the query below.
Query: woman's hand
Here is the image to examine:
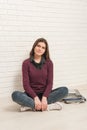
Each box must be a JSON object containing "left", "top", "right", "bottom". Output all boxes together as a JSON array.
[
  {"left": 34, "top": 96, "right": 42, "bottom": 111},
  {"left": 41, "top": 96, "right": 48, "bottom": 111}
]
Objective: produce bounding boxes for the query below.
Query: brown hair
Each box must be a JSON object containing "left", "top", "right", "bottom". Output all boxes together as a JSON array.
[{"left": 30, "top": 38, "right": 50, "bottom": 60}]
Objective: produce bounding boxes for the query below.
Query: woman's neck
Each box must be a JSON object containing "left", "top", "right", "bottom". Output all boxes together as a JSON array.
[{"left": 34, "top": 55, "right": 42, "bottom": 63}]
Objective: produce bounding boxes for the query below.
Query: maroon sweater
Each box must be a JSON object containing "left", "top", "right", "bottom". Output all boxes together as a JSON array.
[{"left": 22, "top": 58, "right": 53, "bottom": 98}]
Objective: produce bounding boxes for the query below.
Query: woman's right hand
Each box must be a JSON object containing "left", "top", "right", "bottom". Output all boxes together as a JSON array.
[{"left": 34, "top": 96, "right": 42, "bottom": 111}]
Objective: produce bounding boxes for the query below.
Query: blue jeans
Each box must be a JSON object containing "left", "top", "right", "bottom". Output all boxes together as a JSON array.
[{"left": 12, "top": 87, "right": 68, "bottom": 110}]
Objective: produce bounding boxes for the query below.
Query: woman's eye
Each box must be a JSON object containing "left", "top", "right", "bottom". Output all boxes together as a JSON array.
[
  {"left": 36, "top": 44, "right": 46, "bottom": 49},
  {"left": 37, "top": 45, "right": 40, "bottom": 47},
  {"left": 42, "top": 47, "right": 45, "bottom": 49}
]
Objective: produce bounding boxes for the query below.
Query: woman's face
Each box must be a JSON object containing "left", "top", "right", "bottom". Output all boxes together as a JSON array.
[{"left": 34, "top": 42, "right": 46, "bottom": 57}]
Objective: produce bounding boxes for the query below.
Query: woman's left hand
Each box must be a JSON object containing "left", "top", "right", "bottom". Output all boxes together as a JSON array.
[{"left": 41, "top": 96, "right": 48, "bottom": 111}]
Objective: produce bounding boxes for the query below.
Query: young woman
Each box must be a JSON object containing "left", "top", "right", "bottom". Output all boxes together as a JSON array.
[{"left": 12, "top": 38, "right": 68, "bottom": 111}]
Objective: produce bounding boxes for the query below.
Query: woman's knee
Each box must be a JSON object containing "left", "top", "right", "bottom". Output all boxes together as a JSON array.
[
  {"left": 61, "top": 86, "right": 68, "bottom": 95},
  {"left": 11, "top": 91, "right": 21, "bottom": 101}
]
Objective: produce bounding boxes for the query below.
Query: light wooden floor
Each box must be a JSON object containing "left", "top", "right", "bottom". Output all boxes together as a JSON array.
[{"left": 0, "top": 89, "right": 87, "bottom": 130}]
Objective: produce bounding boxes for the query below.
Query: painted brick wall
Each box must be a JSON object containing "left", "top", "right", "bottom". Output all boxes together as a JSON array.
[{"left": 0, "top": 0, "right": 87, "bottom": 97}]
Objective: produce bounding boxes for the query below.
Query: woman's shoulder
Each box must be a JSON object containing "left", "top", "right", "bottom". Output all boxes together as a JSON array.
[
  {"left": 22, "top": 58, "right": 30, "bottom": 65},
  {"left": 46, "top": 59, "right": 53, "bottom": 65}
]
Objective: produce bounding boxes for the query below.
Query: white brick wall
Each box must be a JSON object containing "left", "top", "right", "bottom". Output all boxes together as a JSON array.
[{"left": 0, "top": 0, "right": 87, "bottom": 97}]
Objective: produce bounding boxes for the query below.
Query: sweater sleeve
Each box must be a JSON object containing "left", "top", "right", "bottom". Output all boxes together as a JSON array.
[
  {"left": 43, "top": 60, "right": 53, "bottom": 97},
  {"left": 22, "top": 60, "right": 37, "bottom": 98}
]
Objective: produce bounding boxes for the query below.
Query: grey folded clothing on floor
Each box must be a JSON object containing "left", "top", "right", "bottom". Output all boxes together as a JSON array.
[{"left": 63, "top": 89, "right": 86, "bottom": 104}]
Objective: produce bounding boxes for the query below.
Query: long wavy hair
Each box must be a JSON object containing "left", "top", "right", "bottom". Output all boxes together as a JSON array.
[{"left": 30, "top": 38, "right": 50, "bottom": 60}]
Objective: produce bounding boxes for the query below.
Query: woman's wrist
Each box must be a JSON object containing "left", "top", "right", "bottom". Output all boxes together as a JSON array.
[
  {"left": 34, "top": 96, "right": 38, "bottom": 99},
  {"left": 42, "top": 96, "right": 47, "bottom": 99},
  {"left": 42, "top": 96, "right": 47, "bottom": 101}
]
